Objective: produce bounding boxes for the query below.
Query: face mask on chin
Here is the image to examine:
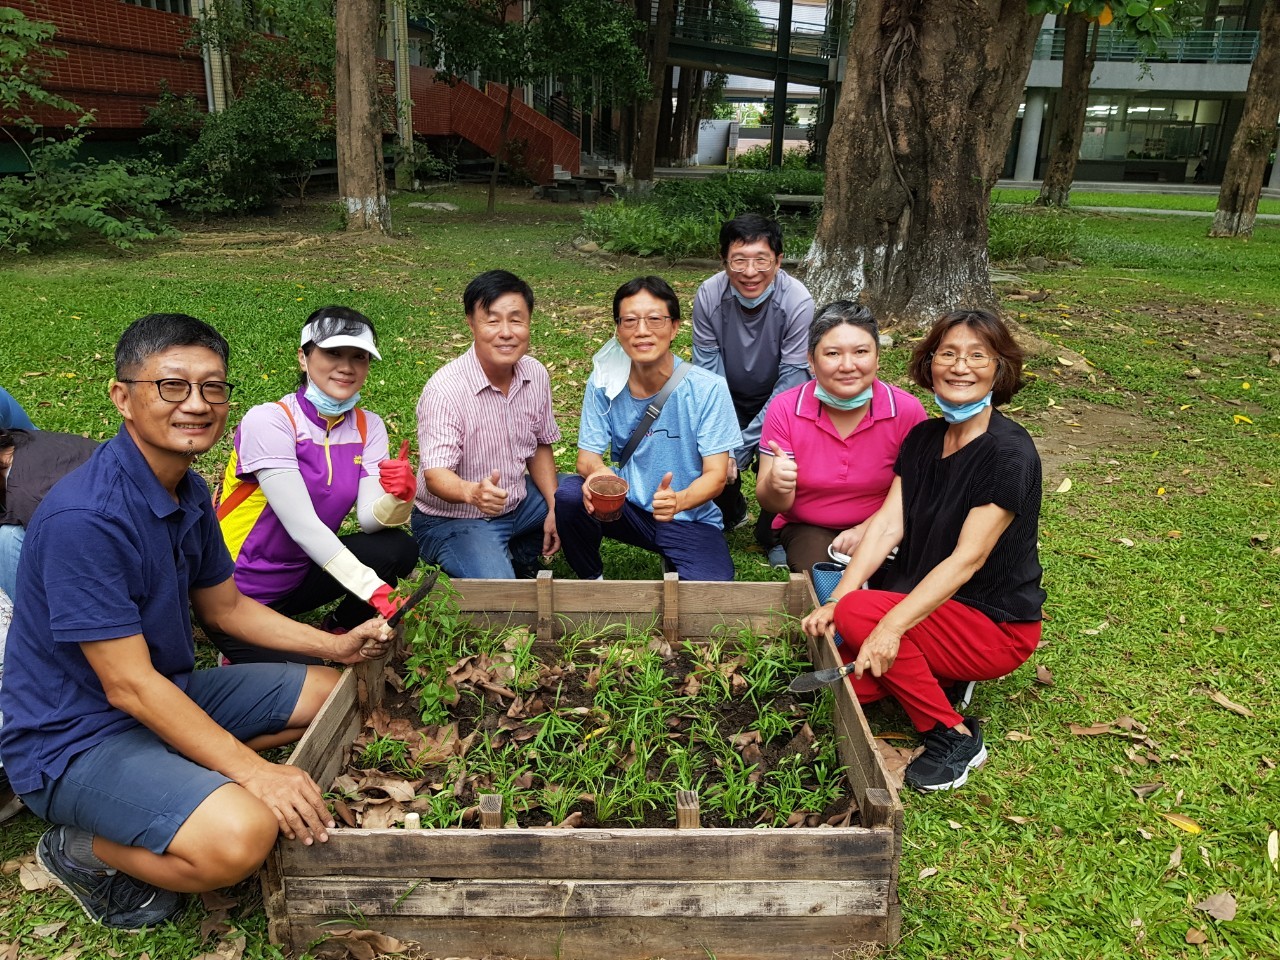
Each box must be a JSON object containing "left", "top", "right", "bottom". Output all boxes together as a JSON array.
[
  {"left": 934, "top": 391, "right": 993, "bottom": 423},
  {"left": 732, "top": 280, "right": 775, "bottom": 310},
  {"left": 304, "top": 382, "right": 360, "bottom": 417}
]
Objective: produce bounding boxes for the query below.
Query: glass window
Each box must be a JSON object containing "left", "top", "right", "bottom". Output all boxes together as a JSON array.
[{"left": 121, "top": 0, "right": 193, "bottom": 15}]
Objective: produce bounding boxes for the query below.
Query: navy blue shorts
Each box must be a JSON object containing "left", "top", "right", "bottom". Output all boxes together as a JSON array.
[{"left": 23, "top": 663, "right": 306, "bottom": 854}]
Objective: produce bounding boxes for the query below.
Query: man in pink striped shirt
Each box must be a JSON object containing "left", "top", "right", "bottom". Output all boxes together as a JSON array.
[{"left": 410, "top": 271, "right": 562, "bottom": 579}]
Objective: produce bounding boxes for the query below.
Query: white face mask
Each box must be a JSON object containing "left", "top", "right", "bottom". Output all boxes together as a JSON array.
[
  {"left": 589, "top": 336, "right": 631, "bottom": 400},
  {"left": 732, "top": 281, "right": 775, "bottom": 310}
]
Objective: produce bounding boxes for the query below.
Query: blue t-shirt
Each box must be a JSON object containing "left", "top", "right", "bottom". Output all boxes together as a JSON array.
[
  {"left": 0, "top": 386, "right": 36, "bottom": 430},
  {"left": 578, "top": 358, "right": 742, "bottom": 527},
  {"left": 0, "top": 425, "right": 235, "bottom": 795}
]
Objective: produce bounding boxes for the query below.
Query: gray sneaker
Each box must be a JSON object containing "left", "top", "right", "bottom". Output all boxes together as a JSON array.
[
  {"left": 36, "top": 825, "right": 182, "bottom": 930},
  {"left": 767, "top": 544, "right": 789, "bottom": 569}
]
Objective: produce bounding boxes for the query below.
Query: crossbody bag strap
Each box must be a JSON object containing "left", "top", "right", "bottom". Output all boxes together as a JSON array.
[
  {"left": 615, "top": 361, "right": 691, "bottom": 469},
  {"left": 215, "top": 402, "right": 298, "bottom": 519}
]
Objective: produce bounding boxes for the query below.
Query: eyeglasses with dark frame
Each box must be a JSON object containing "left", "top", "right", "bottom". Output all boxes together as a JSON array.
[
  {"left": 617, "top": 315, "right": 673, "bottom": 331},
  {"left": 119, "top": 379, "right": 236, "bottom": 404},
  {"left": 930, "top": 350, "right": 994, "bottom": 370}
]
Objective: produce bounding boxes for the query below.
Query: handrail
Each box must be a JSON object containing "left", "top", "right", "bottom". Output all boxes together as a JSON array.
[
  {"left": 668, "top": 6, "right": 840, "bottom": 60},
  {"left": 1032, "top": 27, "right": 1259, "bottom": 64}
]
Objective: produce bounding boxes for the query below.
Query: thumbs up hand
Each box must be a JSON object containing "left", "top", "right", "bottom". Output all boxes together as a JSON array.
[
  {"left": 378, "top": 439, "right": 418, "bottom": 502},
  {"left": 472, "top": 469, "right": 509, "bottom": 516},
  {"left": 651, "top": 471, "right": 679, "bottom": 522},
  {"left": 767, "top": 441, "right": 798, "bottom": 496}
]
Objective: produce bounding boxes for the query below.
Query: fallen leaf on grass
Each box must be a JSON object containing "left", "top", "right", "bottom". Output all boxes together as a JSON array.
[
  {"left": 1267, "top": 830, "right": 1278, "bottom": 871},
  {"left": 1069, "top": 723, "right": 1113, "bottom": 736},
  {"left": 19, "top": 857, "right": 54, "bottom": 890},
  {"left": 946, "top": 820, "right": 963, "bottom": 830},
  {"left": 1185, "top": 928, "right": 1208, "bottom": 944},
  {"left": 1168, "top": 845, "right": 1183, "bottom": 871},
  {"left": 918, "top": 867, "right": 939, "bottom": 879},
  {"left": 1205, "top": 690, "right": 1253, "bottom": 718},
  {"left": 32, "top": 923, "right": 66, "bottom": 939},
  {"left": 1005, "top": 815, "right": 1034, "bottom": 825},
  {"left": 0, "top": 945, "right": 17, "bottom": 960},
  {"left": 1005, "top": 731, "right": 1034, "bottom": 742},
  {"left": 1160, "top": 812, "right": 1202, "bottom": 834},
  {"left": 1054, "top": 477, "right": 1072, "bottom": 493},
  {"left": 1131, "top": 783, "right": 1162, "bottom": 800},
  {"left": 1117, "top": 537, "right": 1135, "bottom": 547},
  {"left": 1034, "top": 664, "right": 1054, "bottom": 686},
  {"left": 315, "top": 929, "right": 410, "bottom": 960},
  {"left": 1194, "top": 891, "right": 1237, "bottom": 922}
]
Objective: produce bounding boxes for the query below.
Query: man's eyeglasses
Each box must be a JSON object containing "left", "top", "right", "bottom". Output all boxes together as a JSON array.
[
  {"left": 931, "top": 350, "right": 993, "bottom": 370},
  {"left": 618, "top": 315, "right": 672, "bottom": 331},
  {"left": 119, "top": 379, "right": 235, "bottom": 404},
  {"left": 726, "top": 256, "right": 775, "bottom": 273}
]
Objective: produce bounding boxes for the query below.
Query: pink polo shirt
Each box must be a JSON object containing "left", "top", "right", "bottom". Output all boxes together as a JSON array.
[{"left": 760, "top": 379, "right": 927, "bottom": 531}]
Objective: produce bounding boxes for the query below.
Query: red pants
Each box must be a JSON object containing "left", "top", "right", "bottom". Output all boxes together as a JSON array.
[{"left": 833, "top": 590, "right": 1041, "bottom": 732}]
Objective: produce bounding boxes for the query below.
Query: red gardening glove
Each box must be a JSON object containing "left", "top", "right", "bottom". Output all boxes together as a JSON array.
[
  {"left": 368, "top": 583, "right": 404, "bottom": 620},
  {"left": 379, "top": 440, "right": 417, "bottom": 502}
]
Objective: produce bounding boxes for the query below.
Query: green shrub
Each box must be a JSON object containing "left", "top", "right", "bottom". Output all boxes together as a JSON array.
[
  {"left": 987, "top": 205, "right": 1081, "bottom": 262},
  {"left": 731, "top": 143, "right": 809, "bottom": 171},
  {"left": 0, "top": 134, "right": 177, "bottom": 253}
]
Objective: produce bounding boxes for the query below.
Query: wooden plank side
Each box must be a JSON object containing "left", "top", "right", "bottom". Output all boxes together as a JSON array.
[
  {"left": 280, "top": 914, "right": 891, "bottom": 960},
  {"left": 284, "top": 877, "right": 889, "bottom": 919},
  {"left": 288, "top": 667, "right": 360, "bottom": 786},
  {"left": 278, "top": 827, "right": 896, "bottom": 880}
]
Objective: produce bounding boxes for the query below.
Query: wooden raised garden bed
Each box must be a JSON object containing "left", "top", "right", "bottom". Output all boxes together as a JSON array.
[{"left": 265, "top": 573, "right": 903, "bottom": 960}]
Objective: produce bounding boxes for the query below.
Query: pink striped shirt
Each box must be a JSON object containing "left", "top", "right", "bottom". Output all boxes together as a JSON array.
[{"left": 414, "top": 345, "right": 561, "bottom": 519}]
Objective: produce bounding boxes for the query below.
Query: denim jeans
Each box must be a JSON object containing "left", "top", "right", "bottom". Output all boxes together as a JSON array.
[
  {"left": 0, "top": 524, "right": 25, "bottom": 600},
  {"left": 411, "top": 476, "right": 548, "bottom": 579}
]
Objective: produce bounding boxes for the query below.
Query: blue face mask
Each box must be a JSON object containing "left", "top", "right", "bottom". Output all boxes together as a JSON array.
[
  {"left": 305, "top": 382, "right": 360, "bottom": 418},
  {"left": 934, "top": 391, "right": 993, "bottom": 423},
  {"left": 815, "top": 383, "right": 873, "bottom": 411},
  {"left": 732, "top": 280, "right": 775, "bottom": 310}
]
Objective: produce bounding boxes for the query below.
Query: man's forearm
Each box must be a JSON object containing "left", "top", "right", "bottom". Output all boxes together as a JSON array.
[{"left": 528, "top": 444, "right": 559, "bottom": 504}]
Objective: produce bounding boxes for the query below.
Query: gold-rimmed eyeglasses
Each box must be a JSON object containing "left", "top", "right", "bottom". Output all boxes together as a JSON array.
[
  {"left": 618, "top": 315, "right": 672, "bottom": 331},
  {"left": 930, "top": 350, "right": 993, "bottom": 370},
  {"left": 726, "top": 256, "right": 775, "bottom": 273}
]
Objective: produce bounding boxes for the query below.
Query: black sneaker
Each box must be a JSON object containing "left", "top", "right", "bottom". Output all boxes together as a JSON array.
[
  {"left": 944, "top": 680, "right": 977, "bottom": 712},
  {"left": 904, "top": 717, "right": 987, "bottom": 792},
  {"left": 36, "top": 825, "right": 182, "bottom": 931}
]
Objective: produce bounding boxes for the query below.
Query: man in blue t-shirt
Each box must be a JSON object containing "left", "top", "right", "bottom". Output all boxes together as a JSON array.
[
  {"left": 555, "top": 277, "right": 742, "bottom": 581},
  {"left": 0, "top": 314, "right": 395, "bottom": 931}
]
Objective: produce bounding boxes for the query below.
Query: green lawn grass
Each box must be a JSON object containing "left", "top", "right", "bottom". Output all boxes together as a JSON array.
[
  {"left": 994, "top": 188, "right": 1280, "bottom": 216},
  {"left": 1, "top": 185, "right": 1278, "bottom": 959}
]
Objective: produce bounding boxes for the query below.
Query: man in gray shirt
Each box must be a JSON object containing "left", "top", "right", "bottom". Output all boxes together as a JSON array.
[{"left": 692, "top": 214, "right": 813, "bottom": 565}]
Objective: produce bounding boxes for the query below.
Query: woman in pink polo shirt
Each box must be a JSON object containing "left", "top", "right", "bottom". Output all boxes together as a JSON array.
[{"left": 755, "top": 301, "right": 927, "bottom": 573}]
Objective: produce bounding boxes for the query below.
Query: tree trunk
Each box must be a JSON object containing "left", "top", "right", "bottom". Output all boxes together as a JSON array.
[
  {"left": 670, "top": 66, "right": 695, "bottom": 162},
  {"left": 633, "top": 0, "right": 676, "bottom": 182},
  {"left": 802, "top": 0, "right": 1043, "bottom": 328},
  {"left": 656, "top": 64, "right": 676, "bottom": 165},
  {"left": 336, "top": 0, "right": 389, "bottom": 232},
  {"left": 1210, "top": 0, "right": 1280, "bottom": 238},
  {"left": 1035, "top": 14, "right": 1097, "bottom": 208},
  {"left": 489, "top": 82, "right": 516, "bottom": 216}
]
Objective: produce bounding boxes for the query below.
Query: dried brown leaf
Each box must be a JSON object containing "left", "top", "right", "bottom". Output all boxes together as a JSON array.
[
  {"left": 357, "top": 775, "right": 417, "bottom": 803},
  {"left": 200, "top": 889, "right": 238, "bottom": 912},
  {"left": 1168, "top": 844, "right": 1183, "bottom": 870},
  {"left": 1185, "top": 928, "right": 1208, "bottom": 944},
  {"left": 1069, "top": 723, "right": 1113, "bottom": 736},
  {"left": 1194, "top": 891, "right": 1237, "bottom": 921},
  {"left": 360, "top": 800, "right": 405, "bottom": 830},
  {"left": 19, "top": 858, "right": 55, "bottom": 890},
  {"left": 554, "top": 811, "right": 584, "bottom": 829},
  {"left": 918, "top": 867, "right": 939, "bottom": 879},
  {"left": 1034, "top": 664, "right": 1055, "bottom": 686},
  {"left": 1131, "top": 783, "right": 1162, "bottom": 800},
  {"left": 1005, "top": 731, "right": 1034, "bottom": 742},
  {"left": 32, "top": 923, "right": 66, "bottom": 939},
  {"left": 1206, "top": 690, "right": 1253, "bottom": 718}
]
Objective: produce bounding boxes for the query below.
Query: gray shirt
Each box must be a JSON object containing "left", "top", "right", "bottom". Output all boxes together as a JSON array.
[{"left": 692, "top": 268, "right": 813, "bottom": 463}]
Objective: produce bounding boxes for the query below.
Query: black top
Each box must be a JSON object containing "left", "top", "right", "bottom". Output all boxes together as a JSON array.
[
  {"left": 0, "top": 429, "right": 99, "bottom": 527},
  {"left": 871, "top": 410, "right": 1045, "bottom": 622}
]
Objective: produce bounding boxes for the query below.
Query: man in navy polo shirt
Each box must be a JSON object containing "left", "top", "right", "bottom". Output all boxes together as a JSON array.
[{"left": 0, "top": 314, "right": 394, "bottom": 931}]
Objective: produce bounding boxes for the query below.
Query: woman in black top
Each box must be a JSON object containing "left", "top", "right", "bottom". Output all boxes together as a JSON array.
[{"left": 802, "top": 308, "right": 1044, "bottom": 793}]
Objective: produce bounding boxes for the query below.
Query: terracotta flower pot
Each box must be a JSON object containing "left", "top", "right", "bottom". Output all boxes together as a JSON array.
[{"left": 587, "top": 475, "right": 629, "bottom": 522}]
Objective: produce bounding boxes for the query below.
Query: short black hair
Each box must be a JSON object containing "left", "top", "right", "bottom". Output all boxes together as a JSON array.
[
  {"left": 612, "top": 276, "right": 681, "bottom": 324},
  {"left": 719, "top": 213, "right": 783, "bottom": 259},
  {"left": 808, "top": 301, "right": 879, "bottom": 356},
  {"left": 463, "top": 270, "right": 534, "bottom": 316},
  {"left": 115, "top": 313, "right": 229, "bottom": 379}
]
